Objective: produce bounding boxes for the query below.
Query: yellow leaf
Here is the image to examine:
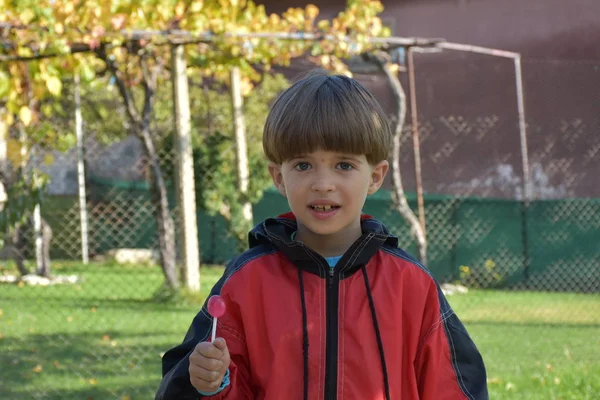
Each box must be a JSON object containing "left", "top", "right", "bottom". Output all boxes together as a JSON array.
[
  {"left": 7, "top": 138, "right": 24, "bottom": 166},
  {"left": 46, "top": 76, "right": 62, "bottom": 96},
  {"left": 4, "top": 112, "right": 14, "bottom": 126},
  {"left": 306, "top": 4, "right": 319, "bottom": 20},
  {"left": 19, "top": 106, "right": 33, "bottom": 126},
  {"left": 0, "top": 308, "right": 3, "bottom": 317},
  {"left": 41, "top": 104, "right": 53, "bottom": 117},
  {"left": 90, "top": 307, "right": 97, "bottom": 313},
  {"left": 20, "top": 9, "right": 35, "bottom": 24},
  {"left": 121, "top": 396, "right": 132, "bottom": 400},
  {"left": 89, "top": 378, "right": 98, "bottom": 385},
  {"left": 0, "top": 70, "right": 9, "bottom": 97},
  {"left": 175, "top": 2, "right": 186, "bottom": 17},
  {"left": 43, "top": 153, "right": 55, "bottom": 165},
  {"left": 32, "top": 364, "right": 43, "bottom": 373},
  {"left": 66, "top": 316, "right": 73, "bottom": 322},
  {"left": 17, "top": 281, "right": 25, "bottom": 288}
]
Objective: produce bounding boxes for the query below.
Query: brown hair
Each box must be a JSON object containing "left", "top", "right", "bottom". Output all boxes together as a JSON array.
[{"left": 263, "top": 69, "right": 392, "bottom": 165}]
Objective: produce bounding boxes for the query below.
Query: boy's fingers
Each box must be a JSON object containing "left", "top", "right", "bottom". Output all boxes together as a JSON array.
[
  {"left": 213, "top": 338, "right": 230, "bottom": 367},
  {"left": 189, "top": 365, "right": 224, "bottom": 392},
  {"left": 213, "top": 337, "right": 227, "bottom": 351},
  {"left": 190, "top": 365, "right": 223, "bottom": 382},
  {"left": 194, "top": 341, "right": 223, "bottom": 359}
]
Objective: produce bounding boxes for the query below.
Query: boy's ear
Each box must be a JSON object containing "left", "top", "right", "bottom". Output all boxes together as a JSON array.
[
  {"left": 268, "top": 162, "right": 287, "bottom": 197},
  {"left": 368, "top": 160, "right": 389, "bottom": 195}
]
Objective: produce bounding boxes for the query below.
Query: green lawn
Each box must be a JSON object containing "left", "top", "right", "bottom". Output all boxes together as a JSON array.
[{"left": 0, "top": 262, "right": 598, "bottom": 400}]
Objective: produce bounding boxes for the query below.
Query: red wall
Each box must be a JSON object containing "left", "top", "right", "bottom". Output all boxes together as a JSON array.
[{"left": 259, "top": 0, "right": 600, "bottom": 199}]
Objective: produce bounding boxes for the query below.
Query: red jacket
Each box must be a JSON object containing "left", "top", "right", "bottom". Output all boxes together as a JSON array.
[{"left": 157, "top": 214, "right": 488, "bottom": 400}]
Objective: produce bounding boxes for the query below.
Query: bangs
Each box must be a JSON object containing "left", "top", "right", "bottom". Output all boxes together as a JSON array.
[{"left": 263, "top": 72, "right": 391, "bottom": 164}]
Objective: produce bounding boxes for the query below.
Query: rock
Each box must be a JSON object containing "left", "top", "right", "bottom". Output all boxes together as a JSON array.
[
  {"left": 0, "top": 275, "right": 18, "bottom": 283},
  {"left": 441, "top": 283, "right": 469, "bottom": 296},
  {"left": 106, "top": 248, "right": 159, "bottom": 265},
  {"left": 0, "top": 274, "right": 83, "bottom": 286},
  {"left": 21, "top": 275, "right": 52, "bottom": 286}
]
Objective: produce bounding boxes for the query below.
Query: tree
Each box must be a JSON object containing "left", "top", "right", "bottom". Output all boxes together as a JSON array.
[
  {"left": 1, "top": 0, "right": 391, "bottom": 288},
  {"left": 366, "top": 50, "right": 427, "bottom": 263},
  {"left": 162, "top": 73, "right": 289, "bottom": 252}
]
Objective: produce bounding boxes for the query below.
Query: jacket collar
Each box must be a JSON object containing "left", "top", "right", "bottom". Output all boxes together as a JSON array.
[{"left": 249, "top": 212, "right": 398, "bottom": 278}]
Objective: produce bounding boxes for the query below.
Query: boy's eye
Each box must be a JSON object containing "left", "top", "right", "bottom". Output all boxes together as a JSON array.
[
  {"left": 294, "top": 162, "right": 311, "bottom": 171},
  {"left": 337, "top": 162, "right": 354, "bottom": 171}
]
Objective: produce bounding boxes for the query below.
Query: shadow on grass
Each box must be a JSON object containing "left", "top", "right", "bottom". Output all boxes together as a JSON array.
[
  {"left": 0, "top": 331, "right": 173, "bottom": 400},
  {"left": 0, "top": 382, "right": 159, "bottom": 400}
]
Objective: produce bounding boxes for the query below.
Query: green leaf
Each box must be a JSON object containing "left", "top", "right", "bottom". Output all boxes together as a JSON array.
[{"left": 81, "top": 64, "right": 96, "bottom": 82}]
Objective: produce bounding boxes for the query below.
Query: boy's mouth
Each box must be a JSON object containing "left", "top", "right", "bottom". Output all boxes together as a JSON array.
[
  {"left": 308, "top": 201, "right": 341, "bottom": 212},
  {"left": 309, "top": 205, "right": 340, "bottom": 211}
]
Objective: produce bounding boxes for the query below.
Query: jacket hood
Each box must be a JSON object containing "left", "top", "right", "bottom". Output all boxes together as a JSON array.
[{"left": 248, "top": 212, "right": 399, "bottom": 277}]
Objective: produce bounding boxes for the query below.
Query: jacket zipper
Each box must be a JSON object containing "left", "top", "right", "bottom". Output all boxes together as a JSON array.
[{"left": 324, "top": 266, "right": 340, "bottom": 400}]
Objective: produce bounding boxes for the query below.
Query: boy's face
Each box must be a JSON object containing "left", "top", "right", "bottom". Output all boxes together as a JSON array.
[{"left": 269, "top": 150, "right": 388, "bottom": 255}]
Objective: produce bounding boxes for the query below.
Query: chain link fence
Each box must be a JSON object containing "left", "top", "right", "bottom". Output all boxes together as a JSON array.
[{"left": 1, "top": 53, "right": 599, "bottom": 399}]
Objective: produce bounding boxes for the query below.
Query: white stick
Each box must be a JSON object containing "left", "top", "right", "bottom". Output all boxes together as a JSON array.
[{"left": 211, "top": 317, "right": 218, "bottom": 342}]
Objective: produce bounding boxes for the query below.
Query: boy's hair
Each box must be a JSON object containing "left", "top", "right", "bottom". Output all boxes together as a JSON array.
[{"left": 263, "top": 69, "right": 392, "bottom": 165}]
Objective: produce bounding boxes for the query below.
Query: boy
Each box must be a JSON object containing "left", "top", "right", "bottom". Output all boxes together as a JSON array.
[{"left": 156, "top": 70, "right": 488, "bottom": 400}]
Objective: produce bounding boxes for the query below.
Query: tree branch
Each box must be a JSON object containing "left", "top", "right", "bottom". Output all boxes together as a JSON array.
[
  {"left": 96, "top": 44, "right": 141, "bottom": 126},
  {"left": 0, "top": 43, "right": 92, "bottom": 62},
  {"left": 139, "top": 53, "right": 163, "bottom": 131},
  {"left": 366, "top": 49, "right": 428, "bottom": 263}
]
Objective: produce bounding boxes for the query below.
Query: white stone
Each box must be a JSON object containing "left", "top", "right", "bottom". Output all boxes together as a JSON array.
[
  {"left": 0, "top": 274, "right": 83, "bottom": 286},
  {"left": 441, "top": 283, "right": 469, "bottom": 296},
  {"left": 106, "top": 248, "right": 159, "bottom": 265}
]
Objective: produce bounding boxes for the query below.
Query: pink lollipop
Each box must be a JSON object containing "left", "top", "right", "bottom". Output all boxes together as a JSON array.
[{"left": 207, "top": 295, "right": 226, "bottom": 342}]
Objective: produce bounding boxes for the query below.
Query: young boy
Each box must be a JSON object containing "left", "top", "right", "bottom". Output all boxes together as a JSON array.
[{"left": 156, "top": 70, "right": 488, "bottom": 400}]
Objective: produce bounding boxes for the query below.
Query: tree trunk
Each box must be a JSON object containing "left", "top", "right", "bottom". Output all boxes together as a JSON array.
[
  {"left": 369, "top": 51, "right": 428, "bottom": 264},
  {"left": 12, "top": 221, "right": 29, "bottom": 276},
  {"left": 230, "top": 67, "right": 253, "bottom": 239},
  {"left": 139, "top": 126, "right": 179, "bottom": 289},
  {"left": 35, "top": 218, "right": 52, "bottom": 277}
]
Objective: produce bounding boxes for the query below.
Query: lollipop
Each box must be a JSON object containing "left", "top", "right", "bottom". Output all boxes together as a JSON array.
[{"left": 207, "top": 295, "right": 227, "bottom": 342}]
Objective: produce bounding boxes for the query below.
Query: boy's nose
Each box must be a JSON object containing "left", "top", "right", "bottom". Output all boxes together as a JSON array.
[{"left": 311, "top": 179, "right": 336, "bottom": 192}]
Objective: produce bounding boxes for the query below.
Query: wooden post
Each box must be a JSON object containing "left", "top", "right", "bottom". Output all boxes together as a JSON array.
[
  {"left": 407, "top": 49, "right": 427, "bottom": 240},
  {"left": 0, "top": 109, "right": 7, "bottom": 211},
  {"left": 74, "top": 73, "right": 90, "bottom": 264},
  {"left": 171, "top": 44, "right": 200, "bottom": 291},
  {"left": 230, "top": 67, "right": 253, "bottom": 226}
]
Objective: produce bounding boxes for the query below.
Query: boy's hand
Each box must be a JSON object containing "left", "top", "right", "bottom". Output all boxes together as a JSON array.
[{"left": 189, "top": 338, "right": 231, "bottom": 393}]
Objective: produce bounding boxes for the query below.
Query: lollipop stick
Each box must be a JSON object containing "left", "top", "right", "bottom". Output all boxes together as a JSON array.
[{"left": 211, "top": 317, "right": 218, "bottom": 342}]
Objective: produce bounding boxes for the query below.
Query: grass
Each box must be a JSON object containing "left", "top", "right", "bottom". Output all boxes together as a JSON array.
[
  {"left": 451, "top": 291, "right": 600, "bottom": 399},
  {"left": 0, "top": 262, "right": 599, "bottom": 400}
]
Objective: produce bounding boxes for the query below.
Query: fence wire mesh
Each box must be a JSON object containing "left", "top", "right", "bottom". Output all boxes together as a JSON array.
[{"left": 1, "top": 53, "right": 599, "bottom": 400}]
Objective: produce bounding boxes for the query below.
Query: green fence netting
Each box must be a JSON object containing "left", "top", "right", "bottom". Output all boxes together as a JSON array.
[{"left": 41, "top": 178, "right": 600, "bottom": 292}]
